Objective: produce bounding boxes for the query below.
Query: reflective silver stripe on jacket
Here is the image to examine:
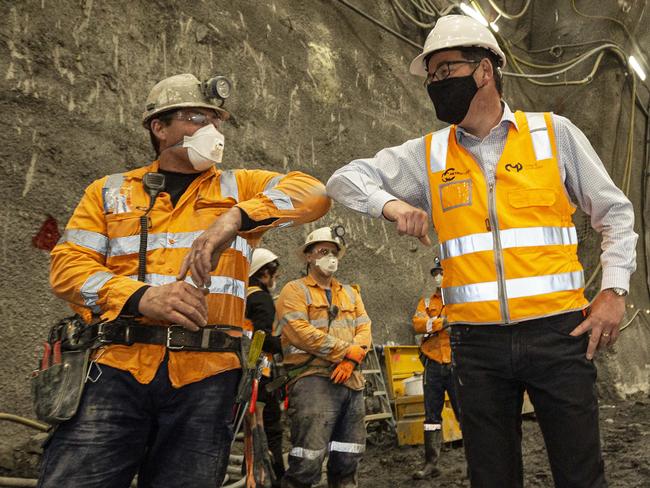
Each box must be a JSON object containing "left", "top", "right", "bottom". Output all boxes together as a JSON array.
[
  {"left": 442, "top": 271, "right": 585, "bottom": 304},
  {"left": 425, "top": 317, "right": 434, "bottom": 333},
  {"left": 130, "top": 273, "right": 246, "bottom": 300},
  {"left": 354, "top": 315, "right": 370, "bottom": 327},
  {"left": 275, "top": 310, "right": 309, "bottom": 336},
  {"left": 429, "top": 127, "right": 451, "bottom": 172},
  {"left": 290, "top": 447, "right": 326, "bottom": 460},
  {"left": 342, "top": 284, "right": 356, "bottom": 305},
  {"left": 295, "top": 281, "right": 312, "bottom": 305},
  {"left": 424, "top": 423, "right": 442, "bottom": 431},
  {"left": 264, "top": 175, "right": 283, "bottom": 192},
  {"left": 58, "top": 229, "right": 109, "bottom": 255},
  {"left": 424, "top": 297, "right": 430, "bottom": 308},
  {"left": 263, "top": 188, "right": 294, "bottom": 210},
  {"left": 328, "top": 441, "right": 365, "bottom": 454},
  {"left": 220, "top": 170, "right": 239, "bottom": 201},
  {"left": 526, "top": 112, "right": 553, "bottom": 161},
  {"left": 80, "top": 271, "right": 115, "bottom": 313},
  {"left": 102, "top": 173, "right": 125, "bottom": 213},
  {"left": 108, "top": 232, "right": 252, "bottom": 262},
  {"left": 439, "top": 226, "right": 578, "bottom": 260}
]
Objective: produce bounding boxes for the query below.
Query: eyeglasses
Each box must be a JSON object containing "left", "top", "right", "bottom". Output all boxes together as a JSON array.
[
  {"left": 312, "top": 248, "right": 339, "bottom": 258},
  {"left": 426, "top": 60, "right": 480, "bottom": 85},
  {"left": 174, "top": 110, "right": 223, "bottom": 126}
]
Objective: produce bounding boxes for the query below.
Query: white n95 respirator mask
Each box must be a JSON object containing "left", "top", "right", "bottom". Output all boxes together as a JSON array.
[
  {"left": 183, "top": 124, "right": 225, "bottom": 171},
  {"left": 315, "top": 255, "right": 338, "bottom": 275}
]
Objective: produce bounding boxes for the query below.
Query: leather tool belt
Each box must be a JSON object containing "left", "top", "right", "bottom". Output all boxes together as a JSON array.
[{"left": 93, "top": 319, "right": 242, "bottom": 353}]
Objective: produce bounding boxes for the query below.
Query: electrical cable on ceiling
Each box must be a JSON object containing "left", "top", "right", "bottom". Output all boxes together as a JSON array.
[
  {"left": 335, "top": 0, "right": 423, "bottom": 50},
  {"left": 393, "top": 0, "right": 437, "bottom": 28},
  {"left": 486, "top": 0, "right": 531, "bottom": 20}
]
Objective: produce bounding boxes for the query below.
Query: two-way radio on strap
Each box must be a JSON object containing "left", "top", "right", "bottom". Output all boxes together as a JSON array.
[{"left": 138, "top": 173, "right": 166, "bottom": 282}]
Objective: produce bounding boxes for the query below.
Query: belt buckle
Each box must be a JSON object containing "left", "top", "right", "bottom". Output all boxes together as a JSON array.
[
  {"left": 166, "top": 325, "right": 185, "bottom": 350},
  {"left": 96, "top": 322, "right": 112, "bottom": 345}
]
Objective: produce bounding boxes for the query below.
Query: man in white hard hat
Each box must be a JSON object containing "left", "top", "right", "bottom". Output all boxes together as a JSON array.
[
  {"left": 327, "top": 14, "right": 636, "bottom": 488},
  {"left": 275, "top": 227, "right": 372, "bottom": 488},
  {"left": 43, "top": 73, "right": 330, "bottom": 487},
  {"left": 245, "top": 247, "right": 285, "bottom": 486}
]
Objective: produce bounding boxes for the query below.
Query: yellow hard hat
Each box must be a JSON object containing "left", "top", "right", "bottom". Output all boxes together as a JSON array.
[
  {"left": 142, "top": 73, "right": 231, "bottom": 128},
  {"left": 298, "top": 227, "right": 346, "bottom": 259},
  {"left": 410, "top": 15, "right": 506, "bottom": 77}
]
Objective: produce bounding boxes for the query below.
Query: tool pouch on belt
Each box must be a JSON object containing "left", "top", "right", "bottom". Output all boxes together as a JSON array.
[
  {"left": 235, "top": 333, "right": 253, "bottom": 403},
  {"left": 31, "top": 316, "right": 92, "bottom": 425}
]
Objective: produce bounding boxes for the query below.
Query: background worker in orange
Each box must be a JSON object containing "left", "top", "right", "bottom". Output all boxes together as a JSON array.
[
  {"left": 275, "top": 227, "right": 371, "bottom": 488},
  {"left": 411, "top": 256, "right": 460, "bottom": 480},
  {"left": 42, "top": 73, "right": 330, "bottom": 488}
]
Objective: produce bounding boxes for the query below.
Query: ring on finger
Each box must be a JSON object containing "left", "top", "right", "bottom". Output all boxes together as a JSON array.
[{"left": 602, "top": 332, "right": 610, "bottom": 337}]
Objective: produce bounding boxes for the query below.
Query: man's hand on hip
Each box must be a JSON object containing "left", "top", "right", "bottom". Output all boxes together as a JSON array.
[
  {"left": 382, "top": 200, "right": 431, "bottom": 246},
  {"left": 570, "top": 289, "right": 626, "bottom": 359},
  {"left": 177, "top": 207, "right": 242, "bottom": 288},
  {"left": 138, "top": 281, "right": 209, "bottom": 331}
]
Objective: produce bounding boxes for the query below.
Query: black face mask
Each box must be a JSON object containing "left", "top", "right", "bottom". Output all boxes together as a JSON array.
[{"left": 427, "top": 73, "right": 479, "bottom": 125}]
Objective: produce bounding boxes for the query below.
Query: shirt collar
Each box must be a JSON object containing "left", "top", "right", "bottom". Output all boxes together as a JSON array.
[
  {"left": 304, "top": 274, "right": 341, "bottom": 291},
  {"left": 455, "top": 101, "right": 518, "bottom": 142}
]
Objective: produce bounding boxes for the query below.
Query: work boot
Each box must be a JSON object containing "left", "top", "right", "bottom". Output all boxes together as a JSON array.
[
  {"left": 413, "top": 429, "right": 442, "bottom": 479},
  {"left": 328, "top": 472, "right": 357, "bottom": 488}
]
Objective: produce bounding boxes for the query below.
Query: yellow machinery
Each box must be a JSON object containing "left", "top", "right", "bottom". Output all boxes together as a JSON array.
[
  {"left": 383, "top": 344, "right": 534, "bottom": 446},
  {"left": 384, "top": 345, "right": 461, "bottom": 446}
]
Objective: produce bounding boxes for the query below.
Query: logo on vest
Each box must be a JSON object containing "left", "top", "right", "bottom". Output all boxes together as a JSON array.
[
  {"left": 442, "top": 168, "right": 469, "bottom": 182},
  {"left": 505, "top": 163, "right": 523, "bottom": 173}
]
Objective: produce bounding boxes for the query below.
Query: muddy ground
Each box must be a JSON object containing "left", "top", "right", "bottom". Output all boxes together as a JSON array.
[
  {"left": 358, "top": 396, "right": 650, "bottom": 488},
  {"left": 2, "top": 395, "right": 648, "bottom": 487}
]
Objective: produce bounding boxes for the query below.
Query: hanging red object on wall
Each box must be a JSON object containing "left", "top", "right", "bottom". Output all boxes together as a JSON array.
[{"left": 33, "top": 215, "right": 61, "bottom": 251}]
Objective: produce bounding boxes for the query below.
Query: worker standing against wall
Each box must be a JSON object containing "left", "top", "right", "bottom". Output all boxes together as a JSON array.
[
  {"left": 42, "top": 73, "right": 330, "bottom": 488},
  {"left": 327, "top": 14, "right": 637, "bottom": 488},
  {"left": 245, "top": 247, "right": 286, "bottom": 487},
  {"left": 411, "top": 256, "right": 460, "bottom": 479},
  {"left": 275, "top": 227, "right": 372, "bottom": 488}
]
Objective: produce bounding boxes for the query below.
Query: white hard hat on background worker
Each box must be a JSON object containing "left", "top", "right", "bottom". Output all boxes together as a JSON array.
[
  {"left": 249, "top": 248, "right": 280, "bottom": 277},
  {"left": 299, "top": 227, "right": 346, "bottom": 258},
  {"left": 409, "top": 14, "right": 507, "bottom": 77}
]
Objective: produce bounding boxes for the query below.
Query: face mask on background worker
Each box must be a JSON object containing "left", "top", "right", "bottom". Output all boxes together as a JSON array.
[
  {"left": 182, "top": 124, "right": 225, "bottom": 171},
  {"left": 426, "top": 66, "right": 480, "bottom": 125},
  {"left": 433, "top": 274, "right": 443, "bottom": 288},
  {"left": 315, "top": 255, "right": 338, "bottom": 275}
]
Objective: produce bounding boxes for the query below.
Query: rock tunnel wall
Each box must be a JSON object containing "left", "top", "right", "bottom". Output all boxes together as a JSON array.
[{"left": 0, "top": 0, "right": 649, "bottom": 437}]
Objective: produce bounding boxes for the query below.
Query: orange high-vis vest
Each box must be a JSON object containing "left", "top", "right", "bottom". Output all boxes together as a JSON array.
[
  {"left": 426, "top": 111, "right": 588, "bottom": 325},
  {"left": 412, "top": 293, "right": 451, "bottom": 364}
]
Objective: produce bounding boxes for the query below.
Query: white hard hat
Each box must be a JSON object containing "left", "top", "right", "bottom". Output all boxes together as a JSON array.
[
  {"left": 299, "top": 227, "right": 346, "bottom": 259},
  {"left": 142, "top": 73, "right": 230, "bottom": 128},
  {"left": 409, "top": 15, "right": 507, "bottom": 77},
  {"left": 249, "top": 248, "right": 279, "bottom": 277}
]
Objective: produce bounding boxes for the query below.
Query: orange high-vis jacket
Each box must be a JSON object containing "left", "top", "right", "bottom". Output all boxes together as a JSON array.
[
  {"left": 426, "top": 111, "right": 588, "bottom": 325},
  {"left": 275, "top": 275, "right": 372, "bottom": 391},
  {"left": 50, "top": 161, "right": 330, "bottom": 387},
  {"left": 412, "top": 293, "right": 451, "bottom": 364}
]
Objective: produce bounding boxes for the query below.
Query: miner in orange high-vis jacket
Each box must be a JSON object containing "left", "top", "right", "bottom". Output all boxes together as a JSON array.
[
  {"left": 411, "top": 257, "right": 460, "bottom": 480},
  {"left": 40, "top": 73, "right": 330, "bottom": 488}
]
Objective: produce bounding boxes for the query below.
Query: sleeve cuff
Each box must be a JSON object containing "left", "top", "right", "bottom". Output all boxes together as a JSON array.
[
  {"left": 600, "top": 266, "right": 631, "bottom": 292},
  {"left": 368, "top": 190, "right": 398, "bottom": 219}
]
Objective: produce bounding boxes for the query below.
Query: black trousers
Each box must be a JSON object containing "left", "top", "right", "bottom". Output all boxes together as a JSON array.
[{"left": 450, "top": 311, "right": 606, "bottom": 488}]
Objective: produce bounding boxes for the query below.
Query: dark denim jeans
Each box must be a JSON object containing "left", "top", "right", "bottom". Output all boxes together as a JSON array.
[
  {"left": 450, "top": 311, "right": 606, "bottom": 488},
  {"left": 422, "top": 358, "right": 460, "bottom": 426},
  {"left": 38, "top": 359, "right": 241, "bottom": 488}
]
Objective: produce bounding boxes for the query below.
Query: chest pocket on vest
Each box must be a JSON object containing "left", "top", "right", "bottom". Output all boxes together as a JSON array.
[
  {"left": 508, "top": 188, "right": 556, "bottom": 208},
  {"left": 439, "top": 179, "right": 472, "bottom": 212}
]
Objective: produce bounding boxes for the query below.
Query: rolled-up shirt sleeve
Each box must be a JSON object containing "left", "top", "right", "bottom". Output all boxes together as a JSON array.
[
  {"left": 554, "top": 115, "right": 638, "bottom": 291},
  {"left": 326, "top": 137, "right": 431, "bottom": 218}
]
